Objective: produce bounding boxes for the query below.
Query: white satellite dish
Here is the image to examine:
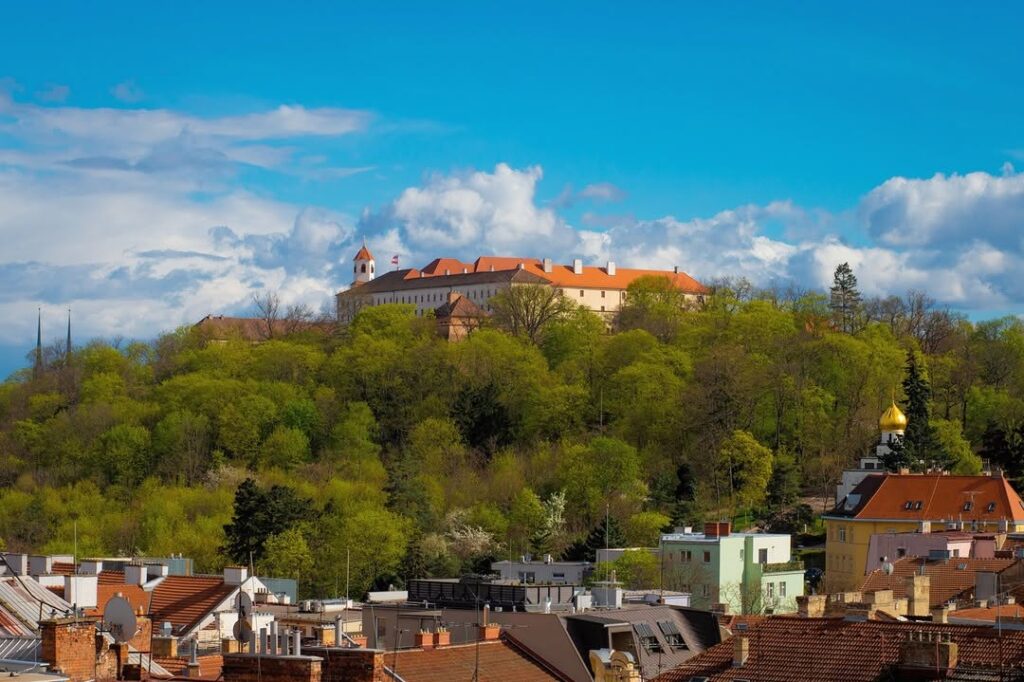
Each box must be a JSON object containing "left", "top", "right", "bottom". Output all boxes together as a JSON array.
[{"left": 103, "top": 596, "right": 138, "bottom": 644}]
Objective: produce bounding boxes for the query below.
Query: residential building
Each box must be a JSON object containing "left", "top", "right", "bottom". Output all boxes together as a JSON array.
[
  {"left": 659, "top": 523, "right": 804, "bottom": 614},
  {"left": 859, "top": 556, "right": 1016, "bottom": 613},
  {"left": 835, "top": 399, "right": 906, "bottom": 502},
  {"left": 824, "top": 470, "right": 1024, "bottom": 590},
  {"left": 490, "top": 556, "right": 592, "bottom": 584},
  {"left": 655, "top": 616, "right": 1024, "bottom": 682},
  {"left": 335, "top": 248, "right": 707, "bottom": 324},
  {"left": 864, "top": 528, "right": 1000, "bottom": 573}
]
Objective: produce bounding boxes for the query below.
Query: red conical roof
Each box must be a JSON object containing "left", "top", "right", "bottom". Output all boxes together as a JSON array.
[{"left": 354, "top": 244, "right": 374, "bottom": 261}]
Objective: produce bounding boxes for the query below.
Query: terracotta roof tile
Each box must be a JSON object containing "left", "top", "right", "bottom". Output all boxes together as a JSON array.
[
  {"left": 656, "top": 616, "right": 1024, "bottom": 681},
  {"left": 831, "top": 473, "right": 1024, "bottom": 523},
  {"left": 85, "top": 584, "right": 150, "bottom": 618},
  {"left": 952, "top": 604, "right": 1024, "bottom": 622},
  {"left": 354, "top": 244, "right": 374, "bottom": 261},
  {"left": 390, "top": 639, "right": 562, "bottom": 681},
  {"left": 149, "top": 575, "right": 235, "bottom": 635},
  {"left": 152, "top": 653, "right": 223, "bottom": 679},
  {"left": 859, "top": 556, "right": 1016, "bottom": 608}
]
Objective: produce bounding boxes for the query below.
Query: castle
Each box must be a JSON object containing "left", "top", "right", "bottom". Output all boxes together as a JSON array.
[{"left": 334, "top": 244, "right": 708, "bottom": 326}]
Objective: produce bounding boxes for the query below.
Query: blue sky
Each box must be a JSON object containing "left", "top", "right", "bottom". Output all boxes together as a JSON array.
[{"left": 2, "top": 2, "right": 1024, "bottom": 377}]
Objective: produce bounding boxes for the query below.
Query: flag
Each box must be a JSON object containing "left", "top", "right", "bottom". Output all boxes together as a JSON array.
[{"left": 391, "top": 254, "right": 400, "bottom": 265}]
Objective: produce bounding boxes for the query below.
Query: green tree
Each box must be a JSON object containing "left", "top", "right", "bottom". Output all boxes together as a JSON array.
[
  {"left": 885, "top": 351, "right": 952, "bottom": 472},
  {"left": 259, "top": 426, "right": 310, "bottom": 470},
  {"left": 617, "top": 275, "right": 690, "bottom": 341},
  {"left": 624, "top": 511, "right": 671, "bottom": 547},
  {"left": 223, "top": 479, "right": 313, "bottom": 565},
  {"left": 714, "top": 430, "right": 774, "bottom": 512},
  {"left": 489, "top": 284, "right": 579, "bottom": 344},
  {"left": 262, "top": 526, "right": 314, "bottom": 589},
  {"left": 829, "top": 262, "right": 862, "bottom": 334}
]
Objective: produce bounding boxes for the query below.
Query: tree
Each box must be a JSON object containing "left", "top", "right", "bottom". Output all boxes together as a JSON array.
[
  {"left": 223, "top": 479, "right": 313, "bottom": 565},
  {"left": 714, "top": 430, "right": 774, "bottom": 512},
  {"left": 829, "top": 262, "right": 862, "bottom": 334},
  {"left": 262, "top": 526, "right": 314, "bottom": 590},
  {"left": 565, "top": 515, "right": 628, "bottom": 562},
  {"left": 624, "top": 511, "right": 671, "bottom": 546},
  {"left": 765, "top": 449, "right": 801, "bottom": 511},
  {"left": 489, "top": 284, "right": 579, "bottom": 343},
  {"left": 883, "top": 351, "right": 952, "bottom": 472},
  {"left": 252, "top": 290, "right": 281, "bottom": 340},
  {"left": 259, "top": 426, "right": 310, "bottom": 470},
  {"left": 152, "top": 411, "right": 212, "bottom": 485},
  {"left": 617, "top": 275, "right": 690, "bottom": 341}
]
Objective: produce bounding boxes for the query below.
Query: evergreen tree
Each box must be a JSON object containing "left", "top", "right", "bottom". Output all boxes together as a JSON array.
[
  {"left": 829, "top": 262, "right": 862, "bottom": 333},
  {"left": 883, "top": 351, "right": 952, "bottom": 472},
  {"left": 223, "top": 479, "right": 313, "bottom": 565},
  {"left": 564, "top": 515, "right": 627, "bottom": 562}
]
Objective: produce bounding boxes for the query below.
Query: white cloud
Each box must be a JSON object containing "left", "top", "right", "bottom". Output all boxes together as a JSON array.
[{"left": 578, "top": 182, "right": 626, "bottom": 203}]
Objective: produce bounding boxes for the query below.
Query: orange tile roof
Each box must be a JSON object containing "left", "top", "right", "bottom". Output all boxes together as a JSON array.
[
  {"left": 85, "top": 584, "right": 150, "bottom": 618},
  {"left": 656, "top": 616, "right": 1024, "bottom": 681},
  {"left": 354, "top": 244, "right": 374, "bottom": 261},
  {"left": 421, "top": 257, "right": 473, "bottom": 275},
  {"left": 831, "top": 473, "right": 1024, "bottom": 523},
  {"left": 152, "top": 653, "right": 223, "bottom": 680},
  {"left": 859, "top": 556, "right": 1017, "bottom": 608},
  {"left": 148, "top": 575, "right": 235, "bottom": 635},
  {"left": 952, "top": 604, "right": 1024, "bottom": 622},
  {"left": 390, "top": 639, "right": 562, "bottom": 681}
]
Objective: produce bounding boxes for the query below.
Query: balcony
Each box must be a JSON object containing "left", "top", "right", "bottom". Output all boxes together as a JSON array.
[{"left": 762, "top": 559, "right": 805, "bottom": 574}]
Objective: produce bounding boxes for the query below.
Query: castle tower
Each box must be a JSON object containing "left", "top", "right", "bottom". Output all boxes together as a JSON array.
[{"left": 352, "top": 240, "right": 376, "bottom": 285}]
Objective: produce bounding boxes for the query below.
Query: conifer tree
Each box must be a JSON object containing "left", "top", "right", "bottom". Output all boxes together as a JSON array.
[
  {"left": 883, "top": 350, "right": 952, "bottom": 472},
  {"left": 829, "top": 262, "right": 862, "bottom": 333}
]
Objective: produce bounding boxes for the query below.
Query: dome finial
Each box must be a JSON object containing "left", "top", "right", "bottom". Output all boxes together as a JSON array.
[{"left": 880, "top": 393, "right": 907, "bottom": 433}]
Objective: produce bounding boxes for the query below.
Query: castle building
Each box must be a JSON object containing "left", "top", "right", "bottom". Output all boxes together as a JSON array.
[
  {"left": 334, "top": 247, "right": 708, "bottom": 325},
  {"left": 823, "top": 402, "right": 1024, "bottom": 590}
]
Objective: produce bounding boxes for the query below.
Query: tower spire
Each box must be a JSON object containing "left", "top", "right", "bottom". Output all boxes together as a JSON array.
[{"left": 33, "top": 307, "right": 43, "bottom": 379}]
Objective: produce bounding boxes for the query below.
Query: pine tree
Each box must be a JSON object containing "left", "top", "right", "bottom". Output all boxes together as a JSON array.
[
  {"left": 564, "top": 516, "right": 627, "bottom": 562},
  {"left": 829, "top": 262, "right": 862, "bottom": 334},
  {"left": 884, "top": 351, "right": 952, "bottom": 472}
]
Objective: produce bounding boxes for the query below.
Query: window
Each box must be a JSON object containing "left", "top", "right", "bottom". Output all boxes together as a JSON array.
[
  {"left": 766, "top": 582, "right": 774, "bottom": 599},
  {"left": 904, "top": 501, "right": 913, "bottom": 510},
  {"left": 579, "top": 289, "right": 584, "bottom": 297},
  {"left": 758, "top": 548, "right": 768, "bottom": 564},
  {"left": 700, "top": 584, "right": 710, "bottom": 597},
  {"left": 838, "top": 527, "right": 847, "bottom": 543},
  {"left": 601, "top": 290, "right": 606, "bottom": 298},
  {"left": 987, "top": 502, "right": 997, "bottom": 512},
  {"left": 963, "top": 502, "right": 973, "bottom": 512},
  {"left": 703, "top": 551, "right": 711, "bottom": 563},
  {"left": 681, "top": 550, "right": 692, "bottom": 562},
  {"left": 370, "top": 264, "right": 375, "bottom": 273},
  {"left": 914, "top": 501, "right": 923, "bottom": 510},
  {"left": 634, "top": 623, "right": 663, "bottom": 653},
  {"left": 897, "top": 547, "right": 907, "bottom": 558},
  {"left": 601, "top": 305, "right": 605, "bottom": 312},
  {"left": 361, "top": 263, "right": 367, "bottom": 273},
  {"left": 657, "top": 621, "right": 688, "bottom": 650},
  {"left": 779, "top": 582, "right": 787, "bottom": 597}
]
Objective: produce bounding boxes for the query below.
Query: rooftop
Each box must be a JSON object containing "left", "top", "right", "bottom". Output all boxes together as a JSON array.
[
  {"left": 388, "top": 638, "right": 564, "bottom": 681},
  {"left": 859, "top": 556, "right": 1017, "bottom": 609}
]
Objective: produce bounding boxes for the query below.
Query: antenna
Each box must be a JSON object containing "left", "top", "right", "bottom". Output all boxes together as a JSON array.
[{"left": 103, "top": 596, "right": 138, "bottom": 644}]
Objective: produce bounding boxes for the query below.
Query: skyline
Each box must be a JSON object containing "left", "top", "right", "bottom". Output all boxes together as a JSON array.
[{"left": 3, "top": 2, "right": 1024, "bottom": 376}]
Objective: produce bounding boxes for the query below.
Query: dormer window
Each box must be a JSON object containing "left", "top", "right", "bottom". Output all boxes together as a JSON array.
[
  {"left": 914, "top": 501, "right": 923, "bottom": 510},
  {"left": 987, "top": 502, "right": 997, "bottom": 512},
  {"left": 963, "top": 502, "right": 973, "bottom": 512},
  {"left": 904, "top": 501, "right": 913, "bottom": 510}
]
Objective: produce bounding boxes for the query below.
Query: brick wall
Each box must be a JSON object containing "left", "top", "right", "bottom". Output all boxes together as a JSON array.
[
  {"left": 40, "top": 618, "right": 97, "bottom": 682},
  {"left": 222, "top": 654, "right": 323, "bottom": 682},
  {"left": 306, "top": 646, "right": 386, "bottom": 682}
]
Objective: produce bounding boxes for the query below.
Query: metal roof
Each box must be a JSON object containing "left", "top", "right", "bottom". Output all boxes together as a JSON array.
[{"left": 0, "top": 577, "right": 74, "bottom": 635}]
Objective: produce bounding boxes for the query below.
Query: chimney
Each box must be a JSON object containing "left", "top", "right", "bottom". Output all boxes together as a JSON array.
[
  {"left": 40, "top": 617, "right": 98, "bottom": 682},
  {"left": 444, "top": 268, "right": 450, "bottom": 275},
  {"left": 932, "top": 606, "right": 950, "bottom": 623},
  {"left": 29, "top": 554, "right": 53, "bottom": 576},
  {"left": 733, "top": 635, "right": 749, "bottom": 667},
  {"left": 906, "top": 575, "right": 930, "bottom": 617},
  {"left": 415, "top": 630, "right": 434, "bottom": 650},
  {"left": 543, "top": 257, "right": 553, "bottom": 273},
  {"left": 64, "top": 575, "right": 98, "bottom": 609},
  {"left": 3, "top": 553, "right": 28, "bottom": 575},
  {"left": 704, "top": 522, "right": 720, "bottom": 538},
  {"left": 573, "top": 258, "right": 583, "bottom": 275},
  {"left": 124, "top": 563, "right": 147, "bottom": 587},
  {"left": 78, "top": 559, "right": 103, "bottom": 575},
  {"left": 796, "top": 595, "right": 827, "bottom": 618},
  {"left": 146, "top": 563, "right": 169, "bottom": 580},
  {"left": 900, "top": 631, "right": 958, "bottom": 674},
  {"left": 607, "top": 261, "right": 616, "bottom": 276},
  {"left": 919, "top": 521, "right": 931, "bottom": 534},
  {"left": 224, "top": 566, "right": 248, "bottom": 585},
  {"left": 673, "top": 266, "right": 679, "bottom": 274}
]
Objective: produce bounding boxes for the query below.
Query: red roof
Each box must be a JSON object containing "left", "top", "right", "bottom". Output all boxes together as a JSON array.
[
  {"left": 152, "top": 654, "right": 223, "bottom": 680},
  {"left": 832, "top": 473, "right": 1024, "bottom": 522},
  {"left": 656, "top": 616, "right": 1024, "bottom": 681},
  {"left": 149, "top": 575, "right": 235, "bottom": 635},
  {"left": 354, "top": 244, "right": 374, "bottom": 261},
  {"left": 859, "top": 556, "right": 1016, "bottom": 608},
  {"left": 952, "top": 604, "right": 1024, "bottom": 622},
  {"left": 390, "top": 639, "right": 562, "bottom": 681},
  {"left": 86, "top": 584, "right": 150, "bottom": 618}
]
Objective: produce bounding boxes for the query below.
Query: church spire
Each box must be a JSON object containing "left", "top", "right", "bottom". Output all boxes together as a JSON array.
[{"left": 33, "top": 307, "right": 43, "bottom": 379}]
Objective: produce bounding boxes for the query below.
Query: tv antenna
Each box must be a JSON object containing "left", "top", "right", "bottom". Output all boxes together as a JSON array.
[{"left": 104, "top": 596, "right": 138, "bottom": 644}]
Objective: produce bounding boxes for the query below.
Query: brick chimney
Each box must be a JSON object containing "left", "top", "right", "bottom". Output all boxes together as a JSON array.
[
  {"left": 40, "top": 617, "right": 98, "bottom": 682},
  {"left": 907, "top": 575, "right": 931, "bottom": 617},
  {"left": 900, "top": 631, "right": 958, "bottom": 675},
  {"left": 223, "top": 654, "right": 322, "bottom": 682},
  {"left": 797, "top": 595, "right": 827, "bottom": 618},
  {"left": 732, "top": 635, "right": 749, "bottom": 667},
  {"left": 304, "top": 646, "right": 385, "bottom": 682}
]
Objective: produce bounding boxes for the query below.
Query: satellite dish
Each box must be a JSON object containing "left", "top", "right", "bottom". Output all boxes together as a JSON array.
[
  {"left": 233, "top": 618, "right": 254, "bottom": 643},
  {"left": 235, "top": 591, "right": 253, "bottom": 620},
  {"left": 104, "top": 596, "right": 138, "bottom": 644}
]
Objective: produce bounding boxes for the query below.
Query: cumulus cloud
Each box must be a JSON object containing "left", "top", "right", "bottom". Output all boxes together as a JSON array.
[{"left": 578, "top": 182, "right": 627, "bottom": 203}]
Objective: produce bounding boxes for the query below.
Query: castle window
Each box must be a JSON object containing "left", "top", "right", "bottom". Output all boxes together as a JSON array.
[
  {"left": 370, "top": 264, "right": 374, "bottom": 273},
  {"left": 361, "top": 264, "right": 367, "bottom": 273},
  {"left": 579, "top": 289, "right": 584, "bottom": 297},
  {"left": 601, "top": 290, "right": 606, "bottom": 298}
]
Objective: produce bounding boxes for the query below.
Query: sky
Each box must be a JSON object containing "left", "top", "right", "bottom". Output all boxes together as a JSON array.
[{"left": 2, "top": 2, "right": 1024, "bottom": 377}]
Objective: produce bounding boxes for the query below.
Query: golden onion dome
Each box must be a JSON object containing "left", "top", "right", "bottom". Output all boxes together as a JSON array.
[{"left": 879, "top": 401, "right": 908, "bottom": 432}]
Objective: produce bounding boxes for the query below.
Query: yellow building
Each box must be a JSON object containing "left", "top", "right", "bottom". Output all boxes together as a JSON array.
[{"left": 823, "top": 402, "right": 1024, "bottom": 590}]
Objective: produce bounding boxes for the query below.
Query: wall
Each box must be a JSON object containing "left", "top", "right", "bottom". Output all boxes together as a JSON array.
[
  {"left": 306, "top": 647, "right": 386, "bottom": 682},
  {"left": 40, "top": 618, "right": 97, "bottom": 682},
  {"left": 222, "top": 654, "right": 322, "bottom": 682}
]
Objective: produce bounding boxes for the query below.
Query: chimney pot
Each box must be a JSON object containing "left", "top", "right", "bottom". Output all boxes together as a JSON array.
[{"left": 733, "top": 635, "right": 749, "bottom": 667}]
